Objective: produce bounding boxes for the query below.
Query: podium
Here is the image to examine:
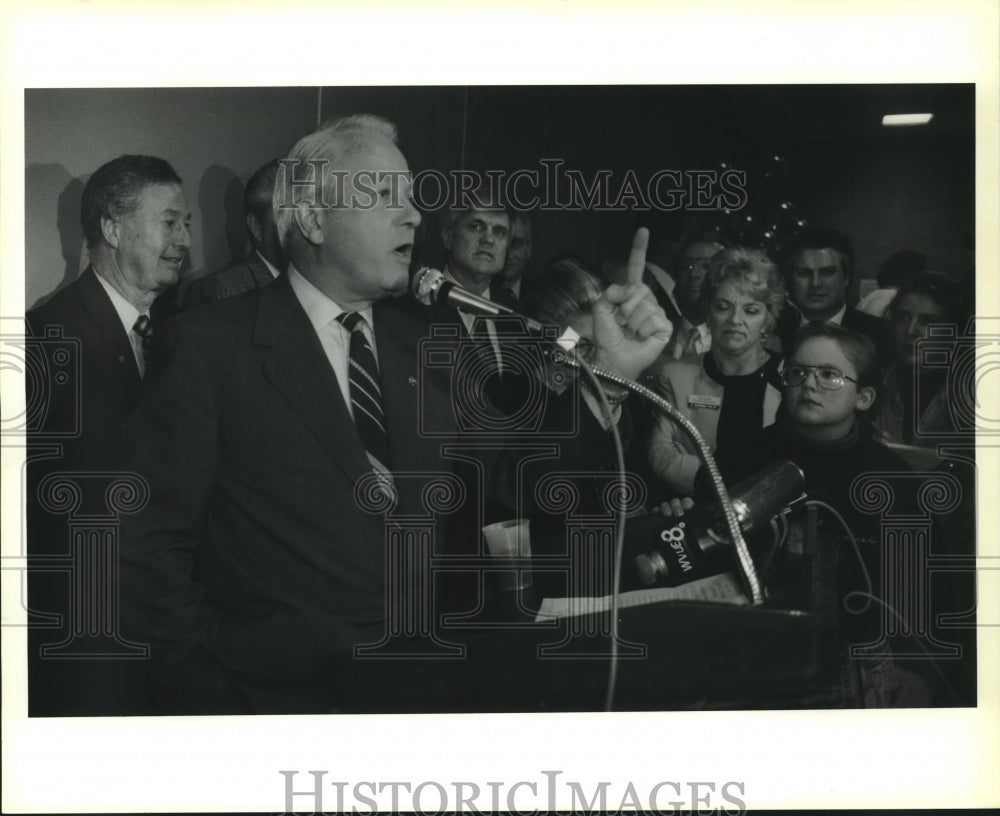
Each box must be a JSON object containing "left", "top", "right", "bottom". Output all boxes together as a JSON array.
[{"left": 349, "top": 504, "right": 841, "bottom": 712}]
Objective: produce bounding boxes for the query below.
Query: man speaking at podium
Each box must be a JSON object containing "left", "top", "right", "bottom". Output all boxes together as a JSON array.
[{"left": 120, "top": 114, "right": 671, "bottom": 714}]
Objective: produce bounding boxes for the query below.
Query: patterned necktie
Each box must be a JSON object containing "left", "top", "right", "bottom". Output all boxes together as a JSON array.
[
  {"left": 682, "top": 325, "right": 703, "bottom": 358},
  {"left": 336, "top": 312, "right": 390, "bottom": 470},
  {"left": 132, "top": 314, "right": 153, "bottom": 374}
]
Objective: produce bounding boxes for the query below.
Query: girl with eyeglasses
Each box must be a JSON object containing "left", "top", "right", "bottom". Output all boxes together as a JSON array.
[
  {"left": 712, "top": 321, "right": 906, "bottom": 511},
  {"left": 706, "top": 322, "right": 946, "bottom": 706}
]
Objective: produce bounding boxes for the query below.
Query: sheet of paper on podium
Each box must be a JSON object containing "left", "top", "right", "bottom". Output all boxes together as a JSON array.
[{"left": 534, "top": 572, "right": 749, "bottom": 622}]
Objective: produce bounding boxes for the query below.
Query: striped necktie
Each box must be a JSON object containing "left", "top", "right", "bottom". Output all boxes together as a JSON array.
[{"left": 336, "top": 312, "right": 390, "bottom": 470}]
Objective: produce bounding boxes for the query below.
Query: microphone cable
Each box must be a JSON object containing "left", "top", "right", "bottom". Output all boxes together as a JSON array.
[
  {"left": 552, "top": 353, "right": 763, "bottom": 607},
  {"left": 570, "top": 351, "right": 629, "bottom": 712},
  {"left": 805, "top": 499, "right": 962, "bottom": 705}
]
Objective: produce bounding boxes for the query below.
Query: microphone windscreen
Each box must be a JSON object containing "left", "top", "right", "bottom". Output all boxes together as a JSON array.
[{"left": 411, "top": 266, "right": 444, "bottom": 306}]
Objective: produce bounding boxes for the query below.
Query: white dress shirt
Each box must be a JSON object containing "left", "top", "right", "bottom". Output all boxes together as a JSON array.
[
  {"left": 287, "top": 264, "right": 376, "bottom": 420},
  {"left": 256, "top": 249, "right": 282, "bottom": 280},
  {"left": 94, "top": 271, "right": 146, "bottom": 375},
  {"left": 671, "top": 316, "right": 712, "bottom": 359}
]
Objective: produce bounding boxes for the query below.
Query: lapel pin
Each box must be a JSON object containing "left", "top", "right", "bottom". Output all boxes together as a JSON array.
[{"left": 408, "top": 376, "right": 417, "bottom": 387}]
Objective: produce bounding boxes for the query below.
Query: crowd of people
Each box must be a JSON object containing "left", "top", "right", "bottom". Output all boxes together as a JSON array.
[{"left": 25, "top": 112, "right": 975, "bottom": 715}]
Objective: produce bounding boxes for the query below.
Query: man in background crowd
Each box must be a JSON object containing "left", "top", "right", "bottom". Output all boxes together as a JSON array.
[
  {"left": 26, "top": 154, "right": 191, "bottom": 715},
  {"left": 183, "top": 158, "right": 286, "bottom": 307},
  {"left": 775, "top": 225, "right": 894, "bottom": 365},
  {"left": 439, "top": 188, "right": 513, "bottom": 388},
  {"left": 661, "top": 231, "right": 726, "bottom": 360},
  {"left": 856, "top": 248, "right": 928, "bottom": 318},
  {"left": 490, "top": 210, "right": 533, "bottom": 308}
]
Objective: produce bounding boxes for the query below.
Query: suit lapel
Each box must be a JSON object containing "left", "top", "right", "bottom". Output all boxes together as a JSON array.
[
  {"left": 373, "top": 300, "right": 415, "bottom": 467},
  {"left": 842, "top": 308, "right": 864, "bottom": 332},
  {"left": 374, "top": 298, "right": 458, "bottom": 471},
  {"left": 256, "top": 276, "right": 373, "bottom": 485},
  {"left": 643, "top": 267, "right": 682, "bottom": 324},
  {"left": 77, "top": 266, "right": 141, "bottom": 385},
  {"left": 246, "top": 250, "right": 278, "bottom": 289},
  {"left": 431, "top": 300, "right": 468, "bottom": 337},
  {"left": 374, "top": 298, "right": 448, "bottom": 466}
]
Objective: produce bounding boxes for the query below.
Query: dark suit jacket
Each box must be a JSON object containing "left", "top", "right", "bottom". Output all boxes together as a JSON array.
[
  {"left": 775, "top": 303, "right": 895, "bottom": 366},
  {"left": 25, "top": 267, "right": 151, "bottom": 715},
  {"left": 642, "top": 266, "right": 682, "bottom": 325},
  {"left": 27, "top": 266, "right": 142, "bottom": 470},
  {"left": 423, "top": 295, "right": 536, "bottom": 421},
  {"left": 182, "top": 250, "right": 278, "bottom": 309},
  {"left": 490, "top": 275, "right": 531, "bottom": 309},
  {"left": 120, "top": 275, "right": 622, "bottom": 713}
]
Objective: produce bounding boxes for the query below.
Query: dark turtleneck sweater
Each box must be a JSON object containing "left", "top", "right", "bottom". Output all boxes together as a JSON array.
[
  {"left": 708, "top": 415, "right": 911, "bottom": 530},
  {"left": 707, "top": 415, "right": 913, "bottom": 643}
]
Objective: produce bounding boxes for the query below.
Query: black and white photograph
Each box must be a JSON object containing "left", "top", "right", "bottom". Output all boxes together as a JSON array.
[{"left": 3, "top": 2, "right": 998, "bottom": 814}]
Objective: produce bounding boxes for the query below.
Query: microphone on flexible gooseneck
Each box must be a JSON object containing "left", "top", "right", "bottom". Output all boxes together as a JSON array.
[
  {"left": 411, "top": 262, "right": 775, "bottom": 710},
  {"left": 411, "top": 266, "right": 551, "bottom": 337},
  {"left": 632, "top": 459, "right": 807, "bottom": 588}
]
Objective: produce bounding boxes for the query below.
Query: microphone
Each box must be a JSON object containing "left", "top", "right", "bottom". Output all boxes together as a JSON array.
[
  {"left": 411, "top": 266, "right": 552, "bottom": 337},
  {"left": 632, "top": 460, "right": 806, "bottom": 588}
]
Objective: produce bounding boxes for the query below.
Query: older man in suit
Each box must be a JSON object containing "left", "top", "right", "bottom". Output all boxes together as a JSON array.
[
  {"left": 183, "top": 158, "right": 286, "bottom": 307},
  {"left": 434, "top": 190, "right": 521, "bottom": 413},
  {"left": 25, "top": 154, "right": 191, "bottom": 715},
  {"left": 120, "top": 115, "right": 671, "bottom": 714},
  {"left": 490, "top": 209, "right": 533, "bottom": 308}
]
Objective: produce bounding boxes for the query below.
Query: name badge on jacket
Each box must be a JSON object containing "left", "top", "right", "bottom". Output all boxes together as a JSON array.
[{"left": 688, "top": 394, "right": 722, "bottom": 411}]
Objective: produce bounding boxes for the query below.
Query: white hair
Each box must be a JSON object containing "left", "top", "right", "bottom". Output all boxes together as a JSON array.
[{"left": 272, "top": 114, "right": 400, "bottom": 250}]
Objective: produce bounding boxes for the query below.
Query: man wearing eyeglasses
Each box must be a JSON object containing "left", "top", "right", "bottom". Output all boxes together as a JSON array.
[{"left": 662, "top": 233, "right": 727, "bottom": 360}]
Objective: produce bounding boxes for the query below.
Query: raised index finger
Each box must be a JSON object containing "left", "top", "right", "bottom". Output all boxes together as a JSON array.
[{"left": 625, "top": 227, "right": 649, "bottom": 286}]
